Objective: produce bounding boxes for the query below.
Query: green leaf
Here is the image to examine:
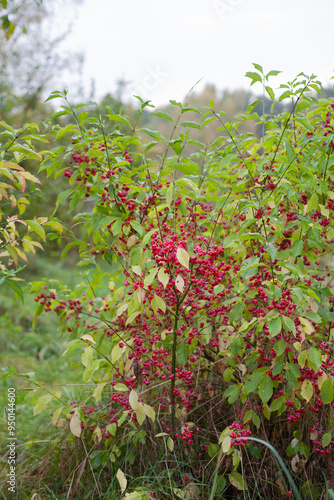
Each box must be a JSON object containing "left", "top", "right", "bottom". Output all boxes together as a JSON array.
[
  {"left": 265, "top": 86, "right": 275, "bottom": 100},
  {"left": 270, "top": 395, "right": 285, "bottom": 412},
  {"left": 61, "top": 240, "right": 87, "bottom": 259},
  {"left": 285, "top": 141, "right": 295, "bottom": 164},
  {"left": 265, "top": 241, "right": 277, "bottom": 261},
  {"left": 307, "top": 193, "right": 319, "bottom": 213},
  {"left": 320, "top": 378, "right": 333, "bottom": 404},
  {"left": 229, "top": 302, "right": 244, "bottom": 323},
  {"left": 151, "top": 295, "right": 166, "bottom": 314},
  {"left": 290, "top": 240, "right": 303, "bottom": 257},
  {"left": 56, "top": 188, "right": 75, "bottom": 206},
  {"left": 93, "top": 383, "right": 107, "bottom": 402},
  {"left": 282, "top": 316, "right": 296, "bottom": 336},
  {"left": 140, "top": 128, "right": 166, "bottom": 142},
  {"left": 169, "top": 139, "right": 182, "bottom": 155},
  {"left": 10, "top": 143, "right": 42, "bottom": 161},
  {"left": 268, "top": 317, "right": 282, "bottom": 337},
  {"left": 308, "top": 347, "right": 322, "bottom": 371},
  {"left": 180, "top": 120, "right": 201, "bottom": 129},
  {"left": 323, "top": 432, "right": 332, "bottom": 447},
  {"left": 5, "top": 279, "right": 24, "bottom": 303},
  {"left": 112, "top": 219, "right": 123, "bottom": 236},
  {"left": 142, "top": 229, "right": 157, "bottom": 246},
  {"left": 229, "top": 471, "right": 247, "bottom": 491},
  {"left": 130, "top": 221, "right": 144, "bottom": 236},
  {"left": 152, "top": 111, "right": 173, "bottom": 122},
  {"left": 266, "top": 70, "right": 281, "bottom": 78},
  {"left": 253, "top": 63, "right": 263, "bottom": 73},
  {"left": 130, "top": 246, "right": 141, "bottom": 265},
  {"left": 26, "top": 220, "right": 46, "bottom": 242},
  {"left": 295, "top": 117, "right": 314, "bottom": 133},
  {"left": 62, "top": 339, "right": 83, "bottom": 356},
  {"left": 34, "top": 394, "right": 54, "bottom": 415},
  {"left": 207, "top": 443, "right": 219, "bottom": 458},
  {"left": 176, "top": 158, "right": 200, "bottom": 175},
  {"left": 258, "top": 374, "right": 273, "bottom": 404},
  {"left": 245, "top": 71, "right": 262, "bottom": 85},
  {"left": 176, "top": 343, "right": 189, "bottom": 366},
  {"left": 244, "top": 371, "right": 264, "bottom": 394}
]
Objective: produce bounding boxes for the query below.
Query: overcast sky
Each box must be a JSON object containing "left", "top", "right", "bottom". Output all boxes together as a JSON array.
[{"left": 60, "top": 0, "right": 334, "bottom": 105}]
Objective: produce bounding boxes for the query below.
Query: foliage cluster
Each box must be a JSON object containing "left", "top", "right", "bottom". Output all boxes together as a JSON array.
[{"left": 1, "top": 67, "right": 334, "bottom": 499}]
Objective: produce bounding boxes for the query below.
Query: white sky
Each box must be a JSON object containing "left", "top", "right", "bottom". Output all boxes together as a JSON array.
[{"left": 59, "top": 0, "right": 334, "bottom": 105}]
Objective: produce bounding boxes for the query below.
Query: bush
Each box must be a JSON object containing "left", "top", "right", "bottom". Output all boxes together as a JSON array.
[{"left": 2, "top": 67, "right": 334, "bottom": 499}]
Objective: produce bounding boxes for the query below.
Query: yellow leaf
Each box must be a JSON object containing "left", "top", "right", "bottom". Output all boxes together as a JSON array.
[
  {"left": 158, "top": 266, "right": 170, "bottom": 287},
  {"left": 177, "top": 247, "right": 189, "bottom": 269},
  {"left": 81, "top": 334, "right": 96, "bottom": 344},
  {"left": 222, "top": 436, "right": 231, "bottom": 453},
  {"left": 127, "top": 235, "right": 136, "bottom": 247},
  {"left": 137, "top": 287, "right": 146, "bottom": 305},
  {"left": 299, "top": 316, "right": 315, "bottom": 334},
  {"left": 175, "top": 274, "right": 185, "bottom": 293},
  {"left": 301, "top": 379, "right": 313, "bottom": 402},
  {"left": 70, "top": 409, "right": 81, "bottom": 437},
  {"left": 317, "top": 372, "right": 328, "bottom": 390},
  {"left": 129, "top": 389, "right": 140, "bottom": 410},
  {"left": 167, "top": 437, "right": 174, "bottom": 451},
  {"left": 116, "top": 469, "right": 127, "bottom": 494}
]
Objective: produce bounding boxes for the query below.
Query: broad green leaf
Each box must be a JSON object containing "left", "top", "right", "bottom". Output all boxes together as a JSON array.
[
  {"left": 83, "top": 359, "right": 100, "bottom": 383},
  {"left": 180, "top": 120, "right": 201, "bottom": 129},
  {"left": 5, "top": 279, "right": 24, "bottom": 302},
  {"left": 298, "top": 350, "right": 308, "bottom": 368},
  {"left": 245, "top": 71, "right": 262, "bottom": 85},
  {"left": 308, "top": 347, "right": 322, "bottom": 371},
  {"left": 290, "top": 240, "right": 303, "bottom": 257},
  {"left": 152, "top": 111, "right": 173, "bottom": 122},
  {"left": 244, "top": 371, "right": 265, "bottom": 394},
  {"left": 176, "top": 343, "right": 189, "bottom": 366},
  {"left": 258, "top": 374, "right": 273, "bottom": 404},
  {"left": 93, "top": 383, "right": 107, "bottom": 402},
  {"left": 229, "top": 471, "right": 247, "bottom": 491},
  {"left": 34, "top": 394, "right": 54, "bottom": 415},
  {"left": 112, "top": 219, "right": 123, "bottom": 236},
  {"left": 26, "top": 220, "right": 46, "bottom": 242},
  {"left": 268, "top": 317, "right": 282, "bottom": 337},
  {"left": 265, "top": 86, "right": 275, "bottom": 100},
  {"left": 229, "top": 302, "right": 244, "bottom": 323},
  {"left": 81, "top": 346, "right": 93, "bottom": 368},
  {"left": 282, "top": 316, "right": 296, "bottom": 335},
  {"left": 307, "top": 193, "right": 319, "bottom": 213},
  {"left": 62, "top": 339, "right": 83, "bottom": 356},
  {"left": 323, "top": 432, "right": 332, "bottom": 447},
  {"left": 142, "top": 229, "right": 157, "bottom": 246},
  {"left": 144, "top": 267, "right": 158, "bottom": 287},
  {"left": 320, "top": 378, "right": 333, "bottom": 404},
  {"left": 143, "top": 403, "right": 156, "bottom": 422},
  {"left": 265, "top": 242, "right": 277, "bottom": 261},
  {"left": 140, "top": 128, "right": 166, "bottom": 142},
  {"left": 130, "top": 221, "right": 144, "bottom": 236},
  {"left": 151, "top": 295, "right": 166, "bottom": 313}
]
